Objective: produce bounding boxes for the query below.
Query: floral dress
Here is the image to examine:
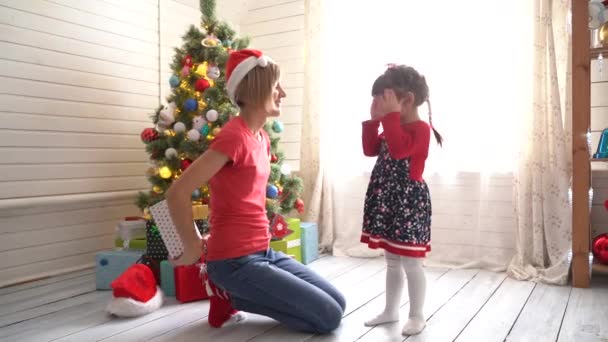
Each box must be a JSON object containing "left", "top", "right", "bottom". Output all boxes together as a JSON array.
[{"left": 360, "top": 138, "right": 432, "bottom": 258}]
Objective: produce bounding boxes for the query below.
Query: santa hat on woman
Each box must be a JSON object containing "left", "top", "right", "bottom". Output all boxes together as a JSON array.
[
  {"left": 225, "top": 49, "right": 274, "bottom": 104},
  {"left": 105, "top": 264, "right": 163, "bottom": 317}
]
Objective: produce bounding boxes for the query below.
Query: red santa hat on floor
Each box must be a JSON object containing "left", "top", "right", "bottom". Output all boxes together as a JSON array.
[
  {"left": 225, "top": 49, "right": 274, "bottom": 105},
  {"left": 106, "top": 264, "right": 163, "bottom": 317}
]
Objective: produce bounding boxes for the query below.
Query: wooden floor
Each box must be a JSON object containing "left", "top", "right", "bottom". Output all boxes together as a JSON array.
[{"left": 1, "top": 256, "right": 607, "bottom": 342}]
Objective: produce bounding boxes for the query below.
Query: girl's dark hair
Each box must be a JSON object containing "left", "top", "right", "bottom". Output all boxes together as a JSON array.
[{"left": 371, "top": 65, "right": 443, "bottom": 146}]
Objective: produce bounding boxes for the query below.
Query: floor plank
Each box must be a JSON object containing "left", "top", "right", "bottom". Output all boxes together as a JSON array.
[
  {"left": 558, "top": 277, "right": 608, "bottom": 342},
  {"left": 0, "top": 275, "right": 95, "bottom": 316},
  {"left": 3, "top": 306, "right": 109, "bottom": 342},
  {"left": 311, "top": 268, "right": 452, "bottom": 342},
  {"left": 505, "top": 283, "right": 571, "bottom": 342},
  {"left": 404, "top": 270, "right": 507, "bottom": 342},
  {"left": 247, "top": 258, "right": 388, "bottom": 342},
  {"left": 0, "top": 269, "right": 94, "bottom": 296},
  {"left": 0, "top": 257, "right": 604, "bottom": 342},
  {"left": 0, "top": 291, "right": 106, "bottom": 329},
  {"left": 147, "top": 258, "right": 386, "bottom": 342},
  {"left": 356, "top": 268, "right": 478, "bottom": 342},
  {"left": 455, "top": 277, "right": 536, "bottom": 342},
  {"left": 51, "top": 297, "right": 189, "bottom": 342},
  {"left": 100, "top": 301, "right": 210, "bottom": 342},
  {"left": 54, "top": 256, "right": 364, "bottom": 342}
]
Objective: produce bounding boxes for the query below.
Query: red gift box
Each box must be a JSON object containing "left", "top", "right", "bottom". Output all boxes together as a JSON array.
[
  {"left": 174, "top": 257, "right": 209, "bottom": 303},
  {"left": 174, "top": 236, "right": 211, "bottom": 303}
]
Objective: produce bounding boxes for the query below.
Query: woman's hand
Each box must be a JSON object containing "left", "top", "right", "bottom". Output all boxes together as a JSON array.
[
  {"left": 376, "top": 89, "right": 403, "bottom": 116},
  {"left": 170, "top": 238, "right": 203, "bottom": 266}
]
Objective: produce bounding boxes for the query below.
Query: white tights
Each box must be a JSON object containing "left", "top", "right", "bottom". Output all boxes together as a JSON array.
[{"left": 364, "top": 251, "right": 426, "bottom": 336}]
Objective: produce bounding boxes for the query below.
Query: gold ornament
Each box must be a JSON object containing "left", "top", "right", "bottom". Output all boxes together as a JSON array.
[
  {"left": 198, "top": 100, "right": 207, "bottom": 110},
  {"left": 202, "top": 36, "right": 220, "bottom": 47},
  {"left": 206, "top": 134, "right": 214, "bottom": 141},
  {"left": 202, "top": 184, "right": 209, "bottom": 193},
  {"left": 212, "top": 127, "right": 221, "bottom": 136},
  {"left": 152, "top": 185, "right": 163, "bottom": 194},
  {"left": 164, "top": 129, "right": 176, "bottom": 137},
  {"left": 601, "top": 22, "right": 608, "bottom": 46},
  {"left": 142, "top": 208, "right": 151, "bottom": 220},
  {"left": 146, "top": 167, "right": 158, "bottom": 177},
  {"left": 159, "top": 166, "right": 172, "bottom": 179},
  {"left": 195, "top": 63, "right": 208, "bottom": 77}
]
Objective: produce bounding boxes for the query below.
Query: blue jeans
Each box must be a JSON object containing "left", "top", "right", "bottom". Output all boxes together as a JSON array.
[{"left": 206, "top": 248, "right": 346, "bottom": 333}]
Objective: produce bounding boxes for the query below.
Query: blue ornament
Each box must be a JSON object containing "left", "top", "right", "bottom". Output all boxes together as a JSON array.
[
  {"left": 184, "top": 98, "right": 198, "bottom": 112},
  {"left": 266, "top": 184, "right": 279, "bottom": 199},
  {"left": 191, "top": 188, "right": 202, "bottom": 200},
  {"left": 200, "top": 123, "right": 210, "bottom": 136},
  {"left": 272, "top": 120, "right": 284, "bottom": 133},
  {"left": 169, "top": 75, "right": 180, "bottom": 88}
]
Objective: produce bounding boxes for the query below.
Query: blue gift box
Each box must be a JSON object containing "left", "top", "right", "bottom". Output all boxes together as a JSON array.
[
  {"left": 301, "top": 222, "right": 319, "bottom": 265},
  {"left": 161, "top": 260, "right": 176, "bottom": 296},
  {"left": 95, "top": 250, "right": 143, "bottom": 290}
]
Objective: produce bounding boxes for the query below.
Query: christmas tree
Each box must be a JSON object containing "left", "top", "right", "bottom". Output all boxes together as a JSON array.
[{"left": 137, "top": 0, "right": 304, "bottom": 229}]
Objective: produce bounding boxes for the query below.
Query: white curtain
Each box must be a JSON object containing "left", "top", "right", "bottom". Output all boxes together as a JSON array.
[
  {"left": 302, "top": 1, "right": 564, "bottom": 271},
  {"left": 507, "top": 0, "right": 572, "bottom": 285}
]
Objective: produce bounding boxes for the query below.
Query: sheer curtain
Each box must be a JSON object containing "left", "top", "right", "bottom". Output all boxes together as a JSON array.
[{"left": 305, "top": 0, "right": 536, "bottom": 269}]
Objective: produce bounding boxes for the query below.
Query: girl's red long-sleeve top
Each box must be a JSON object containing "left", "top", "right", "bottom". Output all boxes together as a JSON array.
[{"left": 362, "top": 112, "right": 431, "bottom": 181}]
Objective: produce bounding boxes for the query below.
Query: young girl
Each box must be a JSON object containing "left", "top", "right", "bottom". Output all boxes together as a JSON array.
[
  {"left": 360, "top": 65, "right": 442, "bottom": 336},
  {"left": 166, "top": 49, "right": 345, "bottom": 333}
]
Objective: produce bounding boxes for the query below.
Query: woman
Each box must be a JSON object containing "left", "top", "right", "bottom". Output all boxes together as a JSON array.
[{"left": 166, "top": 49, "right": 345, "bottom": 333}]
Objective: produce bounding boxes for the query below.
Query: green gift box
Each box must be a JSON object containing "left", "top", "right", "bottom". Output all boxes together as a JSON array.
[
  {"left": 285, "top": 218, "right": 302, "bottom": 263},
  {"left": 270, "top": 239, "right": 288, "bottom": 254},
  {"left": 114, "top": 238, "right": 147, "bottom": 250}
]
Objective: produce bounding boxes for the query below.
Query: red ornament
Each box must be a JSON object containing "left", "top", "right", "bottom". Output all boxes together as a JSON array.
[
  {"left": 181, "top": 159, "right": 193, "bottom": 170},
  {"left": 295, "top": 198, "right": 304, "bottom": 214},
  {"left": 182, "top": 54, "right": 193, "bottom": 67},
  {"left": 594, "top": 234, "right": 608, "bottom": 265},
  {"left": 141, "top": 128, "right": 158, "bottom": 143},
  {"left": 195, "top": 78, "right": 210, "bottom": 92},
  {"left": 271, "top": 154, "right": 278, "bottom": 163},
  {"left": 270, "top": 214, "right": 291, "bottom": 239},
  {"left": 278, "top": 188, "right": 283, "bottom": 196}
]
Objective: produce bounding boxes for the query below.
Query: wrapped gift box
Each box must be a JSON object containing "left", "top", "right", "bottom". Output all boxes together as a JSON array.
[
  {"left": 114, "top": 238, "right": 147, "bottom": 250},
  {"left": 300, "top": 222, "right": 319, "bottom": 264},
  {"left": 285, "top": 218, "right": 302, "bottom": 263},
  {"left": 146, "top": 220, "right": 169, "bottom": 261},
  {"left": 115, "top": 218, "right": 146, "bottom": 241},
  {"left": 174, "top": 261, "right": 209, "bottom": 303},
  {"left": 270, "top": 239, "right": 288, "bottom": 254},
  {"left": 192, "top": 204, "right": 209, "bottom": 220},
  {"left": 146, "top": 218, "right": 209, "bottom": 261},
  {"left": 95, "top": 250, "right": 143, "bottom": 290},
  {"left": 160, "top": 260, "right": 176, "bottom": 296}
]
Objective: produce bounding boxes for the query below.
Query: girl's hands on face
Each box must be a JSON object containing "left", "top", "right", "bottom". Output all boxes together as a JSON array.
[
  {"left": 377, "top": 89, "right": 404, "bottom": 116},
  {"left": 370, "top": 97, "right": 382, "bottom": 120}
]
